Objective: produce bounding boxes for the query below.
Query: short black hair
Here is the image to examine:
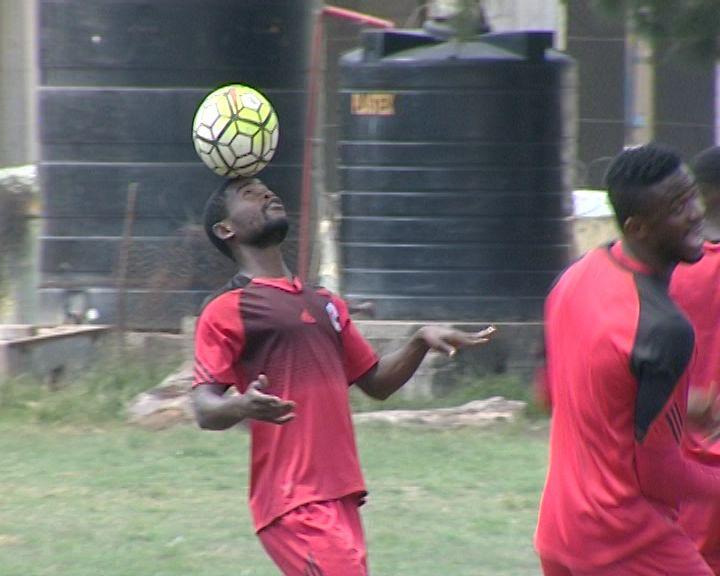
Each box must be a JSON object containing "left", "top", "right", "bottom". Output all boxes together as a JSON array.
[
  {"left": 692, "top": 146, "right": 720, "bottom": 188},
  {"left": 604, "top": 143, "right": 683, "bottom": 227},
  {"left": 202, "top": 177, "right": 245, "bottom": 261}
]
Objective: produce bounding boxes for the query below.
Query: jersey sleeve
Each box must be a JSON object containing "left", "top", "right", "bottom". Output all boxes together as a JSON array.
[
  {"left": 633, "top": 333, "right": 720, "bottom": 503},
  {"left": 329, "top": 293, "right": 379, "bottom": 383},
  {"left": 192, "top": 293, "right": 247, "bottom": 390},
  {"left": 631, "top": 294, "right": 695, "bottom": 442},
  {"left": 629, "top": 288, "right": 720, "bottom": 502},
  {"left": 635, "top": 399, "right": 720, "bottom": 505}
]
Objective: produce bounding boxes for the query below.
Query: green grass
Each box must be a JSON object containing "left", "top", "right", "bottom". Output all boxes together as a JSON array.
[
  {"left": 0, "top": 354, "right": 548, "bottom": 575},
  {"left": 0, "top": 421, "right": 547, "bottom": 576}
]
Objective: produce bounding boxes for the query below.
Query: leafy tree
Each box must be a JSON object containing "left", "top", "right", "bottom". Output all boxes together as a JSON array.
[{"left": 583, "top": 0, "right": 720, "bottom": 62}]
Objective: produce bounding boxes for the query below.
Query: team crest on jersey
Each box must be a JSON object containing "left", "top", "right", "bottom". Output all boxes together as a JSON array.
[{"left": 325, "top": 302, "right": 342, "bottom": 332}]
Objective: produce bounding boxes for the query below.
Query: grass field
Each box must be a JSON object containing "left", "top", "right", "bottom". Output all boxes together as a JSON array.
[{"left": 0, "top": 355, "right": 549, "bottom": 575}]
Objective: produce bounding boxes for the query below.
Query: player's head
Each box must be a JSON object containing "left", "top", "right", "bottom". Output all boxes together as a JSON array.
[
  {"left": 692, "top": 146, "right": 720, "bottom": 229},
  {"left": 604, "top": 143, "right": 704, "bottom": 266},
  {"left": 202, "top": 176, "right": 289, "bottom": 261}
]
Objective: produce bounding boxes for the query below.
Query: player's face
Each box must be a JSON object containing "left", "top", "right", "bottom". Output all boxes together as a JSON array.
[
  {"left": 644, "top": 167, "right": 705, "bottom": 265},
  {"left": 224, "top": 178, "right": 289, "bottom": 247}
]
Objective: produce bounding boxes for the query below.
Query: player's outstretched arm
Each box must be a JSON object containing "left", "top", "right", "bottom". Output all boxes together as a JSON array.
[
  {"left": 355, "top": 325, "right": 496, "bottom": 400},
  {"left": 191, "top": 375, "right": 296, "bottom": 430}
]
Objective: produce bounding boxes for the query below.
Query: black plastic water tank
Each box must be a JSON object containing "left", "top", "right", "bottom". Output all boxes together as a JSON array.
[
  {"left": 37, "top": 0, "right": 312, "bottom": 329},
  {"left": 337, "top": 29, "right": 577, "bottom": 321}
]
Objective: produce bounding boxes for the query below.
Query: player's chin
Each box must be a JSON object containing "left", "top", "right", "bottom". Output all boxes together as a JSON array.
[
  {"left": 680, "top": 241, "right": 705, "bottom": 264},
  {"left": 266, "top": 213, "right": 289, "bottom": 229},
  {"left": 251, "top": 218, "right": 290, "bottom": 248}
]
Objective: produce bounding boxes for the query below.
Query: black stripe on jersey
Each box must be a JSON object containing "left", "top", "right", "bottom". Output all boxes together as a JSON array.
[
  {"left": 194, "top": 357, "right": 216, "bottom": 384},
  {"left": 665, "top": 412, "right": 681, "bottom": 443},
  {"left": 198, "top": 273, "right": 252, "bottom": 314},
  {"left": 631, "top": 273, "right": 694, "bottom": 442},
  {"left": 669, "top": 402, "right": 683, "bottom": 438}
]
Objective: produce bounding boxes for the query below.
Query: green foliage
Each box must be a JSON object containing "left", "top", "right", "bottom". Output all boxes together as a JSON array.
[
  {"left": 0, "top": 345, "right": 181, "bottom": 425},
  {"left": 589, "top": 0, "right": 720, "bottom": 62},
  {"left": 448, "top": 0, "right": 489, "bottom": 42}
]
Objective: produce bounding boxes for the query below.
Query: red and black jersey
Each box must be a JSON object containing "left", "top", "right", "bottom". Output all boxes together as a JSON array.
[
  {"left": 671, "top": 243, "right": 720, "bottom": 565},
  {"left": 671, "top": 242, "right": 720, "bottom": 464},
  {"left": 193, "top": 274, "right": 378, "bottom": 532},
  {"left": 535, "top": 241, "right": 720, "bottom": 571}
]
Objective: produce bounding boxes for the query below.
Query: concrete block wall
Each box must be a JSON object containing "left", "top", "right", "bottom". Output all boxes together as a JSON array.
[
  {"left": 0, "top": 325, "right": 112, "bottom": 385},
  {"left": 355, "top": 320, "right": 543, "bottom": 398}
]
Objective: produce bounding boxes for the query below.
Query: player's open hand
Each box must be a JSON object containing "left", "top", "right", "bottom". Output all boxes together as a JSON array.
[
  {"left": 241, "top": 375, "right": 296, "bottom": 425},
  {"left": 417, "top": 325, "right": 496, "bottom": 358}
]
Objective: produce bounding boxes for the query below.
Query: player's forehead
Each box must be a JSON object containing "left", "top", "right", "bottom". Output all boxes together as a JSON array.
[
  {"left": 652, "top": 165, "right": 696, "bottom": 204},
  {"left": 226, "top": 177, "right": 263, "bottom": 196}
]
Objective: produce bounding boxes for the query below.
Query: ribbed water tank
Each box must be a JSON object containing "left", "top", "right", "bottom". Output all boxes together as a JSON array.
[
  {"left": 37, "top": 0, "right": 312, "bottom": 329},
  {"left": 337, "top": 29, "right": 577, "bottom": 321}
]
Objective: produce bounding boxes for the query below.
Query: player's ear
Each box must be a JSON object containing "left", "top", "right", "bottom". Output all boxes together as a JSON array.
[
  {"left": 622, "top": 215, "right": 647, "bottom": 239},
  {"left": 213, "top": 220, "right": 235, "bottom": 241}
]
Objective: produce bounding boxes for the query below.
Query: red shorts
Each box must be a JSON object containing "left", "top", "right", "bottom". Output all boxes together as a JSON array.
[
  {"left": 680, "top": 498, "right": 720, "bottom": 575},
  {"left": 540, "top": 530, "right": 714, "bottom": 576},
  {"left": 258, "top": 496, "right": 367, "bottom": 576}
]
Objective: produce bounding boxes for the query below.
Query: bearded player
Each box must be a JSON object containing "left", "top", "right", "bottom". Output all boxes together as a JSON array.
[{"left": 190, "top": 176, "right": 496, "bottom": 575}]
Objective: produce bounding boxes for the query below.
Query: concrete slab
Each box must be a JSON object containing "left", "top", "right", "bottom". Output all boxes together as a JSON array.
[
  {"left": 0, "top": 324, "right": 36, "bottom": 340},
  {"left": 0, "top": 324, "right": 113, "bottom": 385}
]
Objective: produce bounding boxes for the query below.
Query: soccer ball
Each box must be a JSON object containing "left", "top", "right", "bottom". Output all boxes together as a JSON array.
[{"left": 191, "top": 84, "right": 279, "bottom": 178}]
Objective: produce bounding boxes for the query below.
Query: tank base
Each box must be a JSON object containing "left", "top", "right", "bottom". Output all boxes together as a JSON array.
[{"left": 354, "top": 320, "right": 543, "bottom": 399}]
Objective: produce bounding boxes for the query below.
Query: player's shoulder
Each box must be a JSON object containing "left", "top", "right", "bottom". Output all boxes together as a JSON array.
[
  {"left": 688, "top": 241, "right": 720, "bottom": 261},
  {"left": 313, "top": 284, "right": 334, "bottom": 297},
  {"left": 310, "top": 284, "right": 353, "bottom": 321},
  {"left": 312, "top": 284, "right": 350, "bottom": 306},
  {"left": 552, "top": 245, "right": 608, "bottom": 287},
  {"left": 199, "top": 274, "right": 252, "bottom": 317},
  {"left": 695, "top": 240, "right": 720, "bottom": 266},
  {"left": 548, "top": 245, "right": 630, "bottom": 313}
]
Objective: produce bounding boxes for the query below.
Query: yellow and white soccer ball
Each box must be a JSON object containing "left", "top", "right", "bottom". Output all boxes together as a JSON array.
[{"left": 191, "top": 84, "right": 279, "bottom": 178}]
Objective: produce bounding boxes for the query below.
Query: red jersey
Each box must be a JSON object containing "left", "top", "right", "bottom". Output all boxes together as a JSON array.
[
  {"left": 671, "top": 242, "right": 720, "bottom": 568},
  {"left": 671, "top": 241, "right": 720, "bottom": 463},
  {"left": 536, "top": 242, "right": 720, "bottom": 571},
  {"left": 193, "top": 275, "right": 378, "bottom": 532}
]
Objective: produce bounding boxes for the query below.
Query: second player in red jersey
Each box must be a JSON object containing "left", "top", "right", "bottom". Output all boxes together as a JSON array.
[
  {"left": 671, "top": 146, "right": 720, "bottom": 574},
  {"left": 536, "top": 144, "right": 720, "bottom": 575}
]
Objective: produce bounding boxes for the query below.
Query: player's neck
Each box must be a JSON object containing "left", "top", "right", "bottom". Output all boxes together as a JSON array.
[
  {"left": 235, "top": 245, "right": 291, "bottom": 280},
  {"left": 620, "top": 239, "right": 674, "bottom": 279}
]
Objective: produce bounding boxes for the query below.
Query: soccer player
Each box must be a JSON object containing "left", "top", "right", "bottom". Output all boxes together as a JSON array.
[
  {"left": 670, "top": 145, "right": 720, "bottom": 574},
  {"left": 190, "top": 176, "right": 496, "bottom": 575},
  {"left": 534, "top": 143, "right": 720, "bottom": 575}
]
